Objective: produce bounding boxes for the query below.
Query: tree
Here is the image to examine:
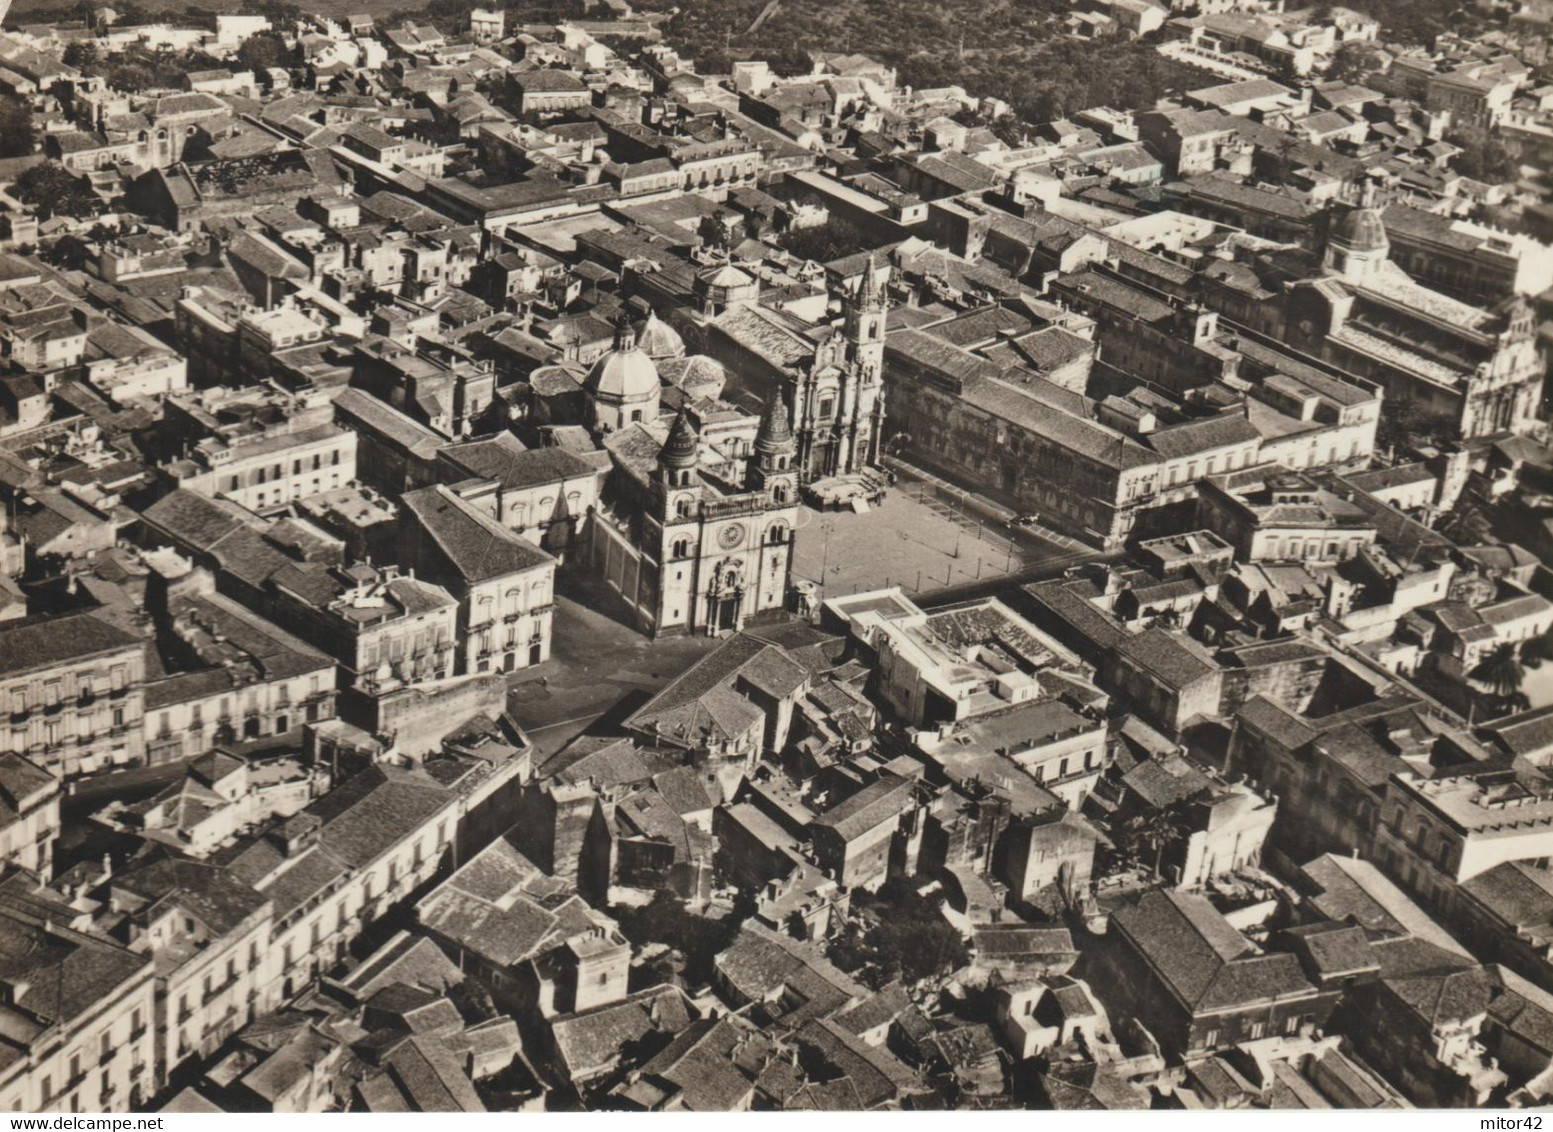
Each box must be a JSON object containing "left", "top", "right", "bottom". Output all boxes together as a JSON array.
[
  {"left": 62, "top": 41, "right": 99, "bottom": 69},
  {"left": 1473, "top": 643, "right": 1526, "bottom": 702},
  {"left": 1448, "top": 125, "right": 1520, "bottom": 185},
  {"left": 0, "top": 95, "right": 32, "bottom": 159},
  {"left": 826, "top": 879, "right": 969, "bottom": 988},
  {"left": 1327, "top": 41, "right": 1382, "bottom": 86},
  {"left": 1111, "top": 803, "right": 1194, "bottom": 880},
  {"left": 448, "top": 978, "right": 498, "bottom": 1023},
  {"left": 12, "top": 162, "right": 99, "bottom": 220},
  {"left": 611, "top": 891, "right": 744, "bottom": 987},
  {"left": 236, "top": 31, "right": 293, "bottom": 73},
  {"left": 776, "top": 216, "right": 870, "bottom": 264}
]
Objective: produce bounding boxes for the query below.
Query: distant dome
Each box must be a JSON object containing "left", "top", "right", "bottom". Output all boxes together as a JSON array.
[
  {"left": 584, "top": 340, "right": 661, "bottom": 404},
  {"left": 1329, "top": 204, "right": 1388, "bottom": 252},
  {"left": 700, "top": 263, "right": 755, "bottom": 290},
  {"left": 633, "top": 311, "right": 685, "bottom": 360}
]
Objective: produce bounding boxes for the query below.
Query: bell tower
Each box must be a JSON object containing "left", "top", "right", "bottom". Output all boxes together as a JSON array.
[
  {"left": 844, "top": 254, "right": 887, "bottom": 384},
  {"left": 749, "top": 394, "right": 798, "bottom": 503}
]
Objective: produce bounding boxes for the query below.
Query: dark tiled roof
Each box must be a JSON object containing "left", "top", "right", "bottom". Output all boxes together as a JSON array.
[
  {"left": 0, "top": 609, "right": 140, "bottom": 679},
  {"left": 401, "top": 484, "right": 553, "bottom": 584}
]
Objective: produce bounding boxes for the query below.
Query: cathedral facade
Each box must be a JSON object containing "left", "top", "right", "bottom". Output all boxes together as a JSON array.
[
  {"left": 704, "top": 259, "right": 889, "bottom": 485},
  {"left": 581, "top": 326, "right": 800, "bottom": 639}
]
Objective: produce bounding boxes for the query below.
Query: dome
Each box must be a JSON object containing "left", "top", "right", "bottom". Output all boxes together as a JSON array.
[
  {"left": 633, "top": 311, "right": 685, "bottom": 360},
  {"left": 700, "top": 263, "right": 755, "bottom": 290},
  {"left": 1329, "top": 204, "right": 1388, "bottom": 252},
  {"left": 584, "top": 340, "right": 661, "bottom": 403}
]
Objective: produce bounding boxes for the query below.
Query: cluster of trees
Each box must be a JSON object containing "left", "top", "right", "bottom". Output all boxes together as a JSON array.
[
  {"left": 62, "top": 42, "right": 229, "bottom": 90},
  {"left": 643, "top": 0, "right": 1214, "bottom": 119},
  {"left": 775, "top": 216, "right": 871, "bottom": 264},
  {"left": 1110, "top": 804, "right": 1194, "bottom": 880},
  {"left": 827, "top": 878, "right": 969, "bottom": 988},
  {"left": 1326, "top": 0, "right": 1490, "bottom": 48},
  {"left": 11, "top": 161, "right": 101, "bottom": 220},
  {"left": 1448, "top": 124, "right": 1522, "bottom": 185},
  {"left": 234, "top": 30, "right": 300, "bottom": 72},
  {"left": 0, "top": 95, "right": 33, "bottom": 159},
  {"left": 612, "top": 891, "right": 747, "bottom": 987},
  {"left": 384, "top": 0, "right": 586, "bottom": 35}
]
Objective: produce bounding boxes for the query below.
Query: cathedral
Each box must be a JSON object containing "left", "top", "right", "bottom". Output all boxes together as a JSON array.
[
  {"left": 579, "top": 322, "right": 800, "bottom": 639},
  {"left": 704, "top": 257, "right": 889, "bottom": 486}
]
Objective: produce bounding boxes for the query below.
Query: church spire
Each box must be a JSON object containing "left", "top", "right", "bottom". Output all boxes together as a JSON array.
[
  {"left": 755, "top": 394, "right": 795, "bottom": 457},
  {"left": 612, "top": 312, "right": 636, "bottom": 354},
  {"left": 858, "top": 253, "right": 886, "bottom": 311},
  {"left": 660, "top": 408, "right": 699, "bottom": 471}
]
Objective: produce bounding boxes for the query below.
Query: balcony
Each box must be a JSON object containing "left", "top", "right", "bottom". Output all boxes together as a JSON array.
[
  {"left": 203, "top": 975, "right": 238, "bottom": 1005},
  {"left": 503, "top": 611, "right": 522, "bottom": 623},
  {"left": 99, "top": 1083, "right": 117, "bottom": 1106},
  {"left": 128, "top": 1026, "right": 147, "bottom": 1044},
  {"left": 99, "top": 1046, "right": 115, "bottom": 1068}
]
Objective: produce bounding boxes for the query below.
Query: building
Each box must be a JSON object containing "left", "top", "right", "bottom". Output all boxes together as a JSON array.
[
  {"left": 0, "top": 752, "right": 59, "bottom": 876},
  {"left": 399, "top": 484, "right": 557, "bottom": 674},
  {"left": 1207, "top": 191, "right": 1546, "bottom": 442},
  {"left": 159, "top": 387, "right": 358, "bottom": 516},
  {"left": 1100, "top": 888, "right": 1333, "bottom": 1059},
  {"left": 0, "top": 899, "right": 158, "bottom": 1113},
  {"left": 808, "top": 772, "right": 915, "bottom": 891},
  {"left": 705, "top": 265, "right": 887, "bottom": 486},
  {"left": 141, "top": 560, "right": 338, "bottom": 763},
  {"left": 590, "top": 392, "right": 797, "bottom": 638},
  {"left": 436, "top": 433, "right": 607, "bottom": 560},
  {"left": 0, "top": 611, "right": 146, "bottom": 779}
]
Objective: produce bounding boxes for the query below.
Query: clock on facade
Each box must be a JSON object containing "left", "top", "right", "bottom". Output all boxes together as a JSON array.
[{"left": 718, "top": 524, "right": 745, "bottom": 549}]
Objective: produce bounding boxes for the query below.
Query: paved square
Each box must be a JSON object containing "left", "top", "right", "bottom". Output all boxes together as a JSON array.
[{"left": 792, "top": 482, "right": 1068, "bottom": 601}]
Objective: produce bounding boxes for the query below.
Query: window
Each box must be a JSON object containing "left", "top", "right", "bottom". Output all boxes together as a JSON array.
[
  {"left": 1249, "top": 1020, "right": 1265, "bottom": 1040},
  {"left": 1203, "top": 1029, "right": 1219, "bottom": 1049}
]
